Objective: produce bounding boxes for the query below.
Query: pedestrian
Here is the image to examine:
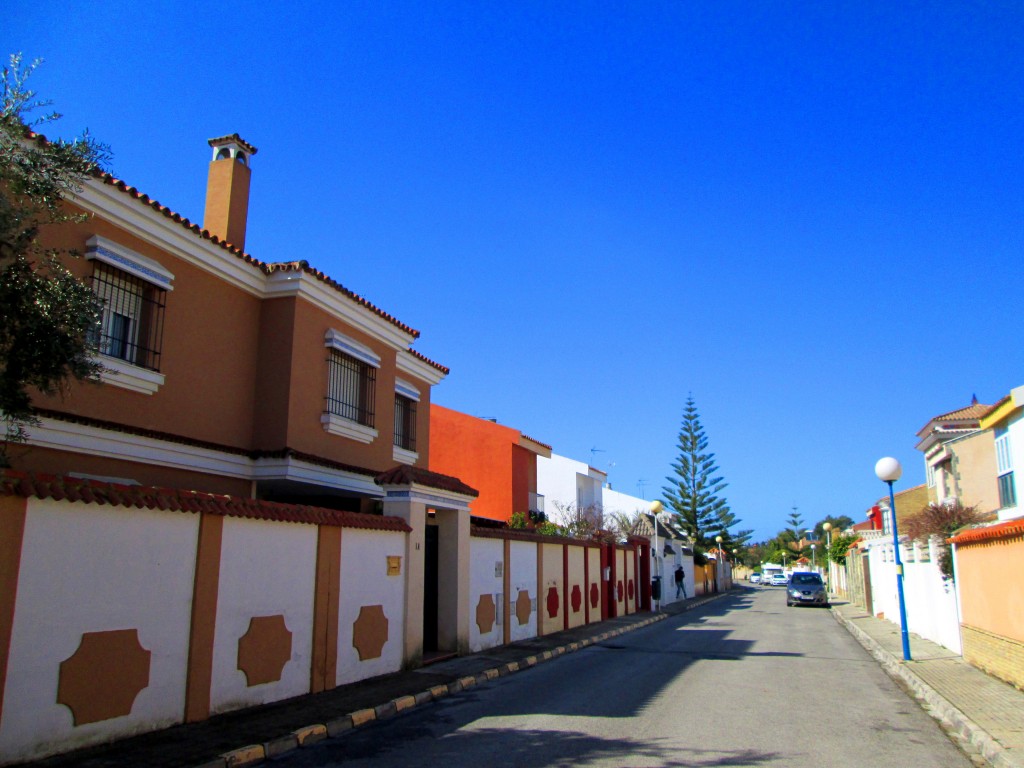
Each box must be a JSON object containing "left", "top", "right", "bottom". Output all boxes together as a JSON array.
[{"left": 674, "top": 565, "right": 686, "bottom": 598}]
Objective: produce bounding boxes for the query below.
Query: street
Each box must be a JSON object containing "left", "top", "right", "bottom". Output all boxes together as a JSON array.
[{"left": 272, "top": 587, "right": 972, "bottom": 767}]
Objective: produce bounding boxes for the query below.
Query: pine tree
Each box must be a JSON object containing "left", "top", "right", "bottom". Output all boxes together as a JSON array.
[
  {"left": 715, "top": 508, "right": 753, "bottom": 554},
  {"left": 1, "top": 54, "right": 110, "bottom": 464},
  {"left": 786, "top": 507, "right": 805, "bottom": 540},
  {"left": 661, "top": 395, "right": 731, "bottom": 553}
]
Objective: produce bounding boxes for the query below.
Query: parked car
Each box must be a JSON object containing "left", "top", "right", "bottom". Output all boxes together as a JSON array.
[
  {"left": 750, "top": 573, "right": 761, "bottom": 584},
  {"left": 770, "top": 573, "right": 789, "bottom": 587},
  {"left": 786, "top": 572, "right": 828, "bottom": 607}
]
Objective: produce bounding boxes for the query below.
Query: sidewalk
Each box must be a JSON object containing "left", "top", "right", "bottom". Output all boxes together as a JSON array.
[
  {"left": 831, "top": 600, "right": 1024, "bottom": 768},
  {"left": 19, "top": 593, "right": 726, "bottom": 768}
]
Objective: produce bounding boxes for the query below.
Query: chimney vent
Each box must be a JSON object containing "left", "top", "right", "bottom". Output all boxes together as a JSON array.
[{"left": 203, "top": 134, "right": 258, "bottom": 251}]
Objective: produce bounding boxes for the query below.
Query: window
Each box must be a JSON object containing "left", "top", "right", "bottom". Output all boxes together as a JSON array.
[
  {"left": 326, "top": 351, "right": 376, "bottom": 427},
  {"left": 394, "top": 394, "right": 416, "bottom": 451},
  {"left": 91, "top": 262, "right": 166, "bottom": 371},
  {"left": 85, "top": 236, "right": 173, "bottom": 395},
  {"left": 392, "top": 377, "right": 421, "bottom": 463},
  {"left": 320, "top": 329, "right": 381, "bottom": 443},
  {"left": 995, "top": 431, "right": 1015, "bottom": 509},
  {"left": 998, "top": 472, "right": 1017, "bottom": 509}
]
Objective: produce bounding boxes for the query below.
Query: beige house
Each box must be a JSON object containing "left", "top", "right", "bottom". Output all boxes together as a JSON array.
[{"left": 915, "top": 399, "right": 999, "bottom": 514}]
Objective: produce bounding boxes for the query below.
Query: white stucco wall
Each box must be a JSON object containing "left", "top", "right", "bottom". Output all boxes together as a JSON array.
[
  {"left": 538, "top": 453, "right": 601, "bottom": 521},
  {"left": 0, "top": 499, "right": 198, "bottom": 763},
  {"left": 210, "top": 517, "right": 317, "bottom": 714},
  {"left": 865, "top": 538, "right": 962, "bottom": 654},
  {"left": 336, "top": 528, "right": 407, "bottom": 685},
  {"left": 468, "top": 537, "right": 504, "bottom": 652},
  {"left": 601, "top": 487, "right": 648, "bottom": 518},
  {"left": 508, "top": 540, "right": 537, "bottom": 642}
]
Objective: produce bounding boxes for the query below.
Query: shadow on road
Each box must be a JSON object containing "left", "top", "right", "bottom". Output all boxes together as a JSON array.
[{"left": 287, "top": 724, "right": 782, "bottom": 768}]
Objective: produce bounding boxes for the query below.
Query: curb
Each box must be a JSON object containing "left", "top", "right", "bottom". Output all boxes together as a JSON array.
[
  {"left": 831, "top": 606, "right": 1023, "bottom": 768},
  {"left": 194, "top": 592, "right": 726, "bottom": 767}
]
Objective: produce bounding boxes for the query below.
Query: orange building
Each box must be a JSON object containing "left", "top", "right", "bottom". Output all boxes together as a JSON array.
[
  {"left": 428, "top": 404, "right": 551, "bottom": 523},
  {"left": 15, "top": 133, "right": 450, "bottom": 512}
]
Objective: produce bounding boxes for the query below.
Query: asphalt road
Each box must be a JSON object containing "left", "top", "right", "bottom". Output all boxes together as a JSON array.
[{"left": 273, "top": 587, "right": 972, "bottom": 767}]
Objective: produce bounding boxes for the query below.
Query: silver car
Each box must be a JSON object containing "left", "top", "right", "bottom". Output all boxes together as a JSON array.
[{"left": 786, "top": 572, "right": 828, "bottom": 607}]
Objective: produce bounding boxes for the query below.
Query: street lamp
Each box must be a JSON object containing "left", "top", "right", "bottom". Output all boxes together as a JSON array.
[
  {"left": 650, "top": 500, "right": 663, "bottom": 609},
  {"left": 823, "top": 522, "right": 833, "bottom": 589},
  {"left": 810, "top": 543, "right": 816, "bottom": 573},
  {"left": 715, "top": 535, "right": 723, "bottom": 591},
  {"left": 876, "top": 457, "right": 912, "bottom": 661}
]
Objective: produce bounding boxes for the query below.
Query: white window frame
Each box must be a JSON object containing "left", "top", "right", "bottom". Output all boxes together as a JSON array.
[
  {"left": 392, "top": 378, "right": 420, "bottom": 464},
  {"left": 86, "top": 236, "right": 174, "bottom": 395},
  {"left": 321, "top": 329, "right": 380, "bottom": 443}
]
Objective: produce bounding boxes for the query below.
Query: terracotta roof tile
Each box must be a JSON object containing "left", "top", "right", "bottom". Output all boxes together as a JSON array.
[
  {"left": 934, "top": 402, "right": 994, "bottom": 421},
  {"left": 27, "top": 130, "right": 427, "bottom": 342},
  {"left": 918, "top": 401, "right": 994, "bottom": 435},
  {"left": 632, "top": 513, "right": 684, "bottom": 540},
  {"left": 375, "top": 465, "right": 479, "bottom": 497},
  {"left": 948, "top": 517, "right": 1024, "bottom": 545},
  {"left": 520, "top": 433, "right": 552, "bottom": 451},
  {"left": 207, "top": 133, "right": 258, "bottom": 155},
  {"left": 405, "top": 347, "right": 449, "bottom": 375},
  {"left": 0, "top": 471, "right": 411, "bottom": 532},
  {"left": 265, "top": 261, "right": 419, "bottom": 339}
]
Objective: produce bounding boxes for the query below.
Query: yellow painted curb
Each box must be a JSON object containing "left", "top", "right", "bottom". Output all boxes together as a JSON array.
[
  {"left": 393, "top": 695, "right": 417, "bottom": 712},
  {"left": 221, "top": 744, "right": 264, "bottom": 767},
  {"left": 292, "top": 724, "right": 327, "bottom": 745},
  {"left": 350, "top": 708, "right": 377, "bottom": 727}
]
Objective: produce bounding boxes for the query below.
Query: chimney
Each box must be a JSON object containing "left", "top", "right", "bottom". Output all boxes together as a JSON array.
[{"left": 203, "top": 134, "right": 258, "bottom": 251}]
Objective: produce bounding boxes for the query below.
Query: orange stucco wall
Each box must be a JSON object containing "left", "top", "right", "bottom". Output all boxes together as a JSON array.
[
  {"left": 273, "top": 298, "right": 431, "bottom": 471},
  {"left": 956, "top": 536, "right": 1024, "bottom": 643},
  {"left": 24, "top": 200, "right": 433, "bottom": 491},
  {"left": 429, "top": 405, "right": 518, "bottom": 522},
  {"left": 511, "top": 444, "right": 539, "bottom": 516},
  {"left": 33, "top": 211, "right": 261, "bottom": 450}
]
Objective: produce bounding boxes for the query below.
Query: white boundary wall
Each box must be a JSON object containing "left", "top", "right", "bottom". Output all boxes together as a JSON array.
[
  {"left": 469, "top": 537, "right": 504, "bottom": 652},
  {"left": 508, "top": 540, "right": 538, "bottom": 642},
  {"left": 336, "top": 528, "right": 407, "bottom": 686},
  {"left": 866, "top": 538, "right": 962, "bottom": 654},
  {"left": 210, "top": 517, "right": 317, "bottom": 714},
  {"left": 0, "top": 500, "right": 198, "bottom": 762}
]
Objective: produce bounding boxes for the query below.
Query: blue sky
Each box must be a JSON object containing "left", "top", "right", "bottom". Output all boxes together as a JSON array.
[{"left": 6, "top": 2, "right": 1022, "bottom": 540}]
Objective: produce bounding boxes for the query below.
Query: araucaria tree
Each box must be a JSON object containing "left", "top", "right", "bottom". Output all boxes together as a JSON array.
[
  {"left": 661, "top": 395, "right": 733, "bottom": 553},
  {"left": 0, "top": 54, "right": 110, "bottom": 464}
]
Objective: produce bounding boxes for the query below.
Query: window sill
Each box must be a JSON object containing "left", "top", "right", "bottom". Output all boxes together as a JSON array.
[
  {"left": 96, "top": 355, "right": 165, "bottom": 395},
  {"left": 393, "top": 446, "right": 418, "bottom": 466},
  {"left": 321, "top": 412, "right": 378, "bottom": 443}
]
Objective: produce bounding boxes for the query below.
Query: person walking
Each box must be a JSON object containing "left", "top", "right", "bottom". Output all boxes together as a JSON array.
[{"left": 674, "top": 565, "right": 686, "bottom": 599}]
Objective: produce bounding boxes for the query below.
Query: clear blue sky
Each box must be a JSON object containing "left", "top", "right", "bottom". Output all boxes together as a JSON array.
[{"left": 7, "top": 2, "right": 1022, "bottom": 541}]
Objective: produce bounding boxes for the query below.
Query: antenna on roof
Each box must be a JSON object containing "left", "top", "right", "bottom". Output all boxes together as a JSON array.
[
  {"left": 590, "top": 447, "right": 605, "bottom": 464},
  {"left": 637, "top": 478, "right": 649, "bottom": 499}
]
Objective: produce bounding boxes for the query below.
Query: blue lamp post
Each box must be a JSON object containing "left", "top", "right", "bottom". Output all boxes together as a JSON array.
[{"left": 875, "top": 457, "right": 912, "bottom": 661}]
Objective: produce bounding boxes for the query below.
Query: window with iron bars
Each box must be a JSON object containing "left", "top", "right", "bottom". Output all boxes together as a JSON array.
[
  {"left": 326, "top": 350, "right": 376, "bottom": 427},
  {"left": 90, "top": 262, "right": 166, "bottom": 371},
  {"left": 394, "top": 394, "right": 417, "bottom": 451}
]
